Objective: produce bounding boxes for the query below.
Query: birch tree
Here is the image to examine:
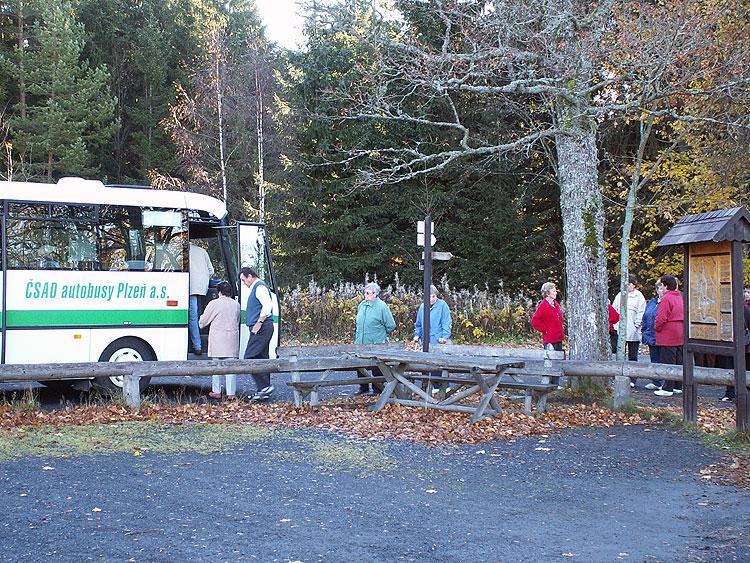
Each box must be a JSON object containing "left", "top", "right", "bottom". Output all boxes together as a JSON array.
[{"left": 155, "top": 9, "right": 280, "bottom": 222}]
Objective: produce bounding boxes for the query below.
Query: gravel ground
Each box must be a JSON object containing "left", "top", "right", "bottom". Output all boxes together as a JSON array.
[{"left": 1, "top": 424, "right": 749, "bottom": 562}]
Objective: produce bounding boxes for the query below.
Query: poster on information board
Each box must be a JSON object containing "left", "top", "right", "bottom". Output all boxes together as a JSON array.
[{"left": 687, "top": 241, "right": 733, "bottom": 341}]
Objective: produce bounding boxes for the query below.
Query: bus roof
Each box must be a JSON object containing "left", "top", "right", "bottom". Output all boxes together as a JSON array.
[{"left": 0, "top": 177, "right": 228, "bottom": 221}]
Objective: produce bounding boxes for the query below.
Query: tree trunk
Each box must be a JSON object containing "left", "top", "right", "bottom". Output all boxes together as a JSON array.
[
  {"left": 214, "top": 42, "right": 228, "bottom": 204},
  {"left": 255, "top": 65, "right": 265, "bottom": 223},
  {"left": 555, "top": 129, "right": 610, "bottom": 362},
  {"left": 548, "top": 1, "right": 610, "bottom": 363},
  {"left": 617, "top": 116, "right": 653, "bottom": 355},
  {"left": 17, "top": 0, "right": 25, "bottom": 120}
]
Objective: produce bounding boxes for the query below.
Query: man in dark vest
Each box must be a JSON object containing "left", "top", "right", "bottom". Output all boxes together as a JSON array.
[{"left": 239, "top": 267, "right": 275, "bottom": 401}]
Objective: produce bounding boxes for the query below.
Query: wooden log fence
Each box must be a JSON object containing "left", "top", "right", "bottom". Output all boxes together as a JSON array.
[{"left": 0, "top": 343, "right": 747, "bottom": 409}]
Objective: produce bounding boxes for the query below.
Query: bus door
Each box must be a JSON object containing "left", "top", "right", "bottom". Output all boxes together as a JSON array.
[
  {"left": 1, "top": 207, "right": 5, "bottom": 364},
  {"left": 236, "top": 222, "right": 279, "bottom": 358}
]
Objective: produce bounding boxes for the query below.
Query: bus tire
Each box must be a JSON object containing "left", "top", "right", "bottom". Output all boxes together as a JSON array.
[{"left": 94, "top": 338, "right": 154, "bottom": 394}]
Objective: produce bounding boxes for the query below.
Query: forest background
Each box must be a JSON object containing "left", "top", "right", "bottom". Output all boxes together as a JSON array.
[{"left": 0, "top": 0, "right": 747, "bottom": 344}]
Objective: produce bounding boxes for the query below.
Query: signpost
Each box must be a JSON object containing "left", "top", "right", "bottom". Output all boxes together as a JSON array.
[
  {"left": 417, "top": 216, "right": 453, "bottom": 352},
  {"left": 417, "top": 221, "right": 436, "bottom": 247},
  {"left": 419, "top": 217, "right": 433, "bottom": 352},
  {"left": 423, "top": 251, "right": 453, "bottom": 261}
]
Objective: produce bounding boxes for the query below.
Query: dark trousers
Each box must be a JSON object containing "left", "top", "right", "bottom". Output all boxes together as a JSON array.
[
  {"left": 358, "top": 366, "right": 383, "bottom": 393},
  {"left": 545, "top": 341, "right": 563, "bottom": 385},
  {"left": 626, "top": 341, "right": 639, "bottom": 383},
  {"left": 626, "top": 341, "right": 639, "bottom": 361},
  {"left": 720, "top": 354, "right": 743, "bottom": 400},
  {"left": 660, "top": 345, "right": 683, "bottom": 392},
  {"left": 244, "top": 319, "right": 274, "bottom": 390},
  {"left": 649, "top": 345, "right": 663, "bottom": 386},
  {"left": 609, "top": 331, "right": 618, "bottom": 354}
]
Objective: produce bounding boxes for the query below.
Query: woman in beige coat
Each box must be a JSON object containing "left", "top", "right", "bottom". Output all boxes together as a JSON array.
[{"left": 199, "top": 282, "right": 241, "bottom": 399}]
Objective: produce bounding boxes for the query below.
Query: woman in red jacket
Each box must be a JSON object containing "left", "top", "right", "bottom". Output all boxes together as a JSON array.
[
  {"left": 653, "top": 275, "right": 684, "bottom": 397},
  {"left": 532, "top": 281, "right": 564, "bottom": 387},
  {"left": 532, "top": 282, "right": 565, "bottom": 352}
]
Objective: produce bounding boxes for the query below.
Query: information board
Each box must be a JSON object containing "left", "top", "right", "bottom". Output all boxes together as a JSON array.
[{"left": 688, "top": 241, "right": 733, "bottom": 341}]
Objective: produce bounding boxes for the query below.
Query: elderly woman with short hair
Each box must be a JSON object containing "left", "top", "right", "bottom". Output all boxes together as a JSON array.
[
  {"left": 354, "top": 282, "right": 396, "bottom": 395},
  {"left": 531, "top": 281, "right": 564, "bottom": 386},
  {"left": 531, "top": 281, "right": 565, "bottom": 352}
]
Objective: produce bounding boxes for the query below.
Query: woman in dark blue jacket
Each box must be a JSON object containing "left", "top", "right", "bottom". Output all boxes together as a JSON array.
[{"left": 641, "top": 281, "right": 666, "bottom": 390}]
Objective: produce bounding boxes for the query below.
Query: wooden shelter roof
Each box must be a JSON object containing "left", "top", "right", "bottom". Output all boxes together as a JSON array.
[{"left": 656, "top": 207, "right": 750, "bottom": 247}]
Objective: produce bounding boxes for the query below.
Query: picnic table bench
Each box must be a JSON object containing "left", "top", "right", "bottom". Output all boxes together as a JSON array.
[
  {"left": 287, "top": 372, "right": 386, "bottom": 404},
  {"left": 355, "top": 350, "right": 537, "bottom": 422}
]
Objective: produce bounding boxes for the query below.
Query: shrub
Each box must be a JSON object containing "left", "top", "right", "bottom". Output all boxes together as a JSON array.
[{"left": 279, "top": 275, "right": 538, "bottom": 344}]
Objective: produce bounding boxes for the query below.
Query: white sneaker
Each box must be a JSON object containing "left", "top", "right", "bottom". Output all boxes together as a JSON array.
[
  {"left": 251, "top": 385, "right": 275, "bottom": 401},
  {"left": 645, "top": 383, "right": 659, "bottom": 390},
  {"left": 721, "top": 396, "right": 733, "bottom": 402},
  {"left": 630, "top": 382, "right": 635, "bottom": 388},
  {"left": 654, "top": 389, "right": 673, "bottom": 397},
  {"left": 673, "top": 388, "right": 683, "bottom": 394}
]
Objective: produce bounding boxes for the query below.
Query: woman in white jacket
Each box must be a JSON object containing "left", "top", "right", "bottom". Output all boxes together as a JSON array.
[{"left": 612, "top": 274, "right": 647, "bottom": 387}]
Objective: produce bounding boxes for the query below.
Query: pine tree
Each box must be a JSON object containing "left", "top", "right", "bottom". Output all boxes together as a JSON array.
[{"left": 5, "top": 0, "right": 116, "bottom": 180}]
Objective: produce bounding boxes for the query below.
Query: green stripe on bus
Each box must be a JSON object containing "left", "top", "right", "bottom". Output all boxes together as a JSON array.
[
  {"left": 6, "top": 309, "right": 188, "bottom": 327},
  {"left": 239, "top": 311, "right": 279, "bottom": 324}
]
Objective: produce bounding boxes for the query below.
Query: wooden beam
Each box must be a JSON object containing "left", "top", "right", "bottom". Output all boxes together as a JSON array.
[
  {"left": 732, "top": 240, "right": 749, "bottom": 430},
  {"left": 433, "top": 343, "right": 566, "bottom": 360},
  {"left": 355, "top": 350, "right": 525, "bottom": 372},
  {"left": 277, "top": 343, "right": 404, "bottom": 358},
  {"left": 0, "top": 357, "right": 380, "bottom": 382}
]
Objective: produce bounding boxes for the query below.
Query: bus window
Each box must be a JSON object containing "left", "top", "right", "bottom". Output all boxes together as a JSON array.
[
  {"left": 238, "top": 224, "right": 270, "bottom": 281},
  {"left": 6, "top": 203, "right": 97, "bottom": 270},
  {"left": 143, "top": 209, "right": 186, "bottom": 272},
  {"left": 100, "top": 206, "right": 146, "bottom": 270},
  {"left": 99, "top": 206, "right": 186, "bottom": 272}
]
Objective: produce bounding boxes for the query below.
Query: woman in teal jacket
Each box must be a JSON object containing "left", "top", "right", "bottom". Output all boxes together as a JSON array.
[{"left": 354, "top": 282, "right": 396, "bottom": 394}]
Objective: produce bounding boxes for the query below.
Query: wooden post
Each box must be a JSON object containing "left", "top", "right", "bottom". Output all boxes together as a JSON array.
[
  {"left": 123, "top": 373, "right": 141, "bottom": 409},
  {"left": 683, "top": 350, "right": 697, "bottom": 424},
  {"left": 422, "top": 215, "right": 432, "bottom": 353},
  {"left": 613, "top": 370, "right": 630, "bottom": 409},
  {"left": 289, "top": 352, "right": 302, "bottom": 407},
  {"left": 732, "top": 241, "right": 748, "bottom": 430},
  {"left": 682, "top": 245, "right": 697, "bottom": 424}
]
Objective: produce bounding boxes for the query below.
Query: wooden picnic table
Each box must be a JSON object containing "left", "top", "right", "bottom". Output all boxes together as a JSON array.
[
  {"left": 281, "top": 345, "right": 559, "bottom": 422},
  {"left": 353, "top": 350, "right": 529, "bottom": 423}
]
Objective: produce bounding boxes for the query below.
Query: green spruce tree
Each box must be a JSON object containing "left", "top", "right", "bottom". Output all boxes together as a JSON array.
[{"left": 5, "top": 0, "right": 116, "bottom": 180}]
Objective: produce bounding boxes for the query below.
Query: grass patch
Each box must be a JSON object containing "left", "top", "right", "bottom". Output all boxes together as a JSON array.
[
  {"left": 305, "top": 437, "right": 398, "bottom": 473},
  {"left": 266, "top": 435, "right": 399, "bottom": 475},
  {"left": 0, "top": 422, "right": 273, "bottom": 461},
  {"left": 614, "top": 401, "right": 657, "bottom": 418},
  {"left": 656, "top": 412, "right": 750, "bottom": 455},
  {"left": 550, "top": 380, "right": 611, "bottom": 405},
  {"left": 2, "top": 387, "right": 41, "bottom": 412}
]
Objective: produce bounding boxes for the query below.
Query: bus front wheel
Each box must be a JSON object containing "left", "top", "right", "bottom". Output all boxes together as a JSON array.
[{"left": 94, "top": 338, "right": 154, "bottom": 394}]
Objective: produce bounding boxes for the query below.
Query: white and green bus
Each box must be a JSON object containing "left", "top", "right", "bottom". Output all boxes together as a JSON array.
[{"left": 0, "top": 177, "right": 279, "bottom": 393}]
